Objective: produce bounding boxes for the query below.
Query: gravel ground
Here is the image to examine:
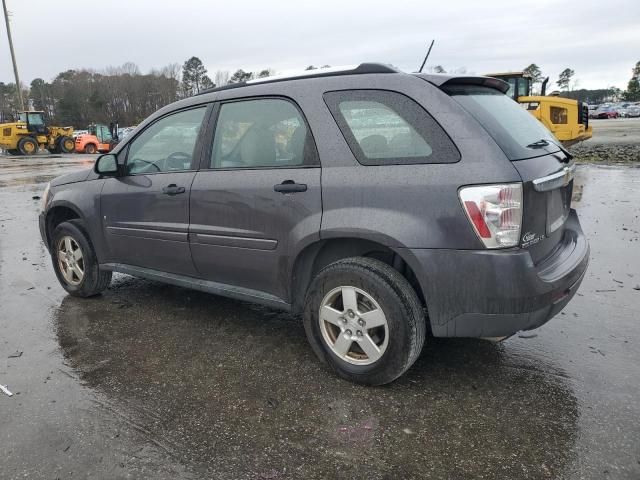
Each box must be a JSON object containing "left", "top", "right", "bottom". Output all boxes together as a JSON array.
[{"left": 570, "top": 118, "right": 640, "bottom": 164}]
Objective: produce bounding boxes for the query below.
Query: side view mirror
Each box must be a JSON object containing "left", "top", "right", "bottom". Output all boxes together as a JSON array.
[{"left": 94, "top": 153, "right": 119, "bottom": 176}]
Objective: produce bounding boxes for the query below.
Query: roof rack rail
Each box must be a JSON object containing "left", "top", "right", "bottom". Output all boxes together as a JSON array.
[{"left": 196, "top": 63, "right": 399, "bottom": 96}]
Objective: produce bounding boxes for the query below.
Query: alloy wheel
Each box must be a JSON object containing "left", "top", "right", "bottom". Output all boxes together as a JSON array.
[
  {"left": 319, "top": 286, "right": 389, "bottom": 365},
  {"left": 57, "top": 236, "right": 85, "bottom": 285}
]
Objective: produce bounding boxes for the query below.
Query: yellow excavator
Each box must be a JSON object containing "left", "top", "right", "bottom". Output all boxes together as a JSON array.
[
  {"left": 487, "top": 72, "right": 592, "bottom": 147},
  {"left": 0, "top": 111, "right": 75, "bottom": 155}
]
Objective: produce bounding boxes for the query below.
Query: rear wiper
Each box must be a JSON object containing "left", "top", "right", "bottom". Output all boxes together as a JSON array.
[
  {"left": 526, "top": 138, "right": 574, "bottom": 161},
  {"left": 550, "top": 139, "right": 574, "bottom": 162},
  {"left": 526, "top": 139, "right": 550, "bottom": 148}
]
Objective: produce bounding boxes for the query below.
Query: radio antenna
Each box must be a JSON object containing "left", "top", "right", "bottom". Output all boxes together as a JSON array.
[{"left": 418, "top": 40, "right": 435, "bottom": 73}]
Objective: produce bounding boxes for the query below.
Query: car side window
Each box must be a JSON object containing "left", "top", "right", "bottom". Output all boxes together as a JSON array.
[
  {"left": 210, "top": 98, "right": 317, "bottom": 169},
  {"left": 126, "top": 107, "right": 207, "bottom": 175},
  {"left": 324, "top": 90, "right": 460, "bottom": 165}
]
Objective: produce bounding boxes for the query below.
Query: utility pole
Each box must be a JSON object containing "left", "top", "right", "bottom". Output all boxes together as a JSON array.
[{"left": 2, "top": 0, "right": 24, "bottom": 111}]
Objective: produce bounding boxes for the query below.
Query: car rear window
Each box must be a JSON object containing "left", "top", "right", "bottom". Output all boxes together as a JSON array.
[
  {"left": 443, "top": 85, "right": 560, "bottom": 161},
  {"left": 324, "top": 90, "right": 460, "bottom": 165}
]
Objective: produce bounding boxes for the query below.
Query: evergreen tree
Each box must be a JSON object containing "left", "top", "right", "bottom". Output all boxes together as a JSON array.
[{"left": 182, "top": 57, "right": 214, "bottom": 96}]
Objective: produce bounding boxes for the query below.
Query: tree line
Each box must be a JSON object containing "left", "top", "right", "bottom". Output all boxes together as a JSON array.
[
  {"left": 521, "top": 61, "right": 640, "bottom": 103},
  {"left": 0, "top": 57, "right": 277, "bottom": 127},
  {"left": 2, "top": 58, "right": 639, "bottom": 127},
  {"left": 425, "top": 61, "right": 640, "bottom": 104}
]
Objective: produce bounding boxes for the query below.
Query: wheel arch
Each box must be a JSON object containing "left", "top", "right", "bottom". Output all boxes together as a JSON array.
[
  {"left": 290, "top": 237, "right": 426, "bottom": 314},
  {"left": 45, "top": 203, "right": 84, "bottom": 248}
]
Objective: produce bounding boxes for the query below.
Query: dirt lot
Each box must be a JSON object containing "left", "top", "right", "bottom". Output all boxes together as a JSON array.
[
  {"left": 1, "top": 151, "right": 639, "bottom": 479},
  {"left": 570, "top": 118, "right": 640, "bottom": 163}
]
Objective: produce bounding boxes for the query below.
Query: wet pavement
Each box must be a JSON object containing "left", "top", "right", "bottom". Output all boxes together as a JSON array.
[{"left": 1, "top": 154, "right": 639, "bottom": 479}]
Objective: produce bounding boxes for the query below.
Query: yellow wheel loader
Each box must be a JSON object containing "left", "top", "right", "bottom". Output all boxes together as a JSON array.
[
  {"left": 0, "top": 111, "right": 75, "bottom": 155},
  {"left": 487, "top": 72, "right": 592, "bottom": 147}
]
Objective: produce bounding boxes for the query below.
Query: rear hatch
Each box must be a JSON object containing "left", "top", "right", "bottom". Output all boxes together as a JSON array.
[{"left": 437, "top": 79, "right": 574, "bottom": 263}]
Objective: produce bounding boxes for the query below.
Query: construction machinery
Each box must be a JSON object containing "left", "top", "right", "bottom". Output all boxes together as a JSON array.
[
  {"left": 74, "top": 122, "right": 119, "bottom": 154},
  {"left": 486, "top": 72, "right": 592, "bottom": 146},
  {"left": 0, "top": 111, "right": 75, "bottom": 155}
]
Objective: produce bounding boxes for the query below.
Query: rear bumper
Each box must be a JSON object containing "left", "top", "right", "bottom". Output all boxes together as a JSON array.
[{"left": 401, "top": 209, "right": 589, "bottom": 337}]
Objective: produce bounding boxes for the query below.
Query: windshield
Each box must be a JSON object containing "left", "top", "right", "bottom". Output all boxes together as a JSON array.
[
  {"left": 28, "top": 113, "right": 44, "bottom": 126},
  {"left": 443, "top": 85, "right": 560, "bottom": 161}
]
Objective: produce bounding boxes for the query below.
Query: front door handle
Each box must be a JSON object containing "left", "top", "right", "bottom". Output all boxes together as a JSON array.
[
  {"left": 162, "top": 184, "right": 186, "bottom": 195},
  {"left": 274, "top": 180, "right": 307, "bottom": 194}
]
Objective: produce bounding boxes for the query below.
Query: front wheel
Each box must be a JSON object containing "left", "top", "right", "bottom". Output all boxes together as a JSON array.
[
  {"left": 303, "top": 257, "right": 426, "bottom": 385},
  {"left": 51, "top": 220, "right": 112, "bottom": 297},
  {"left": 84, "top": 143, "right": 97, "bottom": 154},
  {"left": 58, "top": 136, "right": 75, "bottom": 154},
  {"left": 17, "top": 136, "right": 38, "bottom": 155}
]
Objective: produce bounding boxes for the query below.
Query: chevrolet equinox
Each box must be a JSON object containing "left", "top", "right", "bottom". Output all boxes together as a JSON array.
[{"left": 39, "top": 63, "right": 589, "bottom": 385}]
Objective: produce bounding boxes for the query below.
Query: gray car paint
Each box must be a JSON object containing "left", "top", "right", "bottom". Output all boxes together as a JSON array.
[
  {"left": 41, "top": 69, "right": 589, "bottom": 337},
  {"left": 189, "top": 167, "right": 322, "bottom": 300},
  {"left": 100, "top": 171, "right": 199, "bottom": 276}
]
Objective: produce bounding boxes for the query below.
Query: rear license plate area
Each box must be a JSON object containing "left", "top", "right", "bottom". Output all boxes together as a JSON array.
[{"left": 547, "top": 184, "right": 571, "bottom": 234}]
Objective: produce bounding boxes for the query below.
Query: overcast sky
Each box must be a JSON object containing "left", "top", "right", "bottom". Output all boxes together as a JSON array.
[{"left": 2, "top": 0, "right": 639, "bottom": 90}]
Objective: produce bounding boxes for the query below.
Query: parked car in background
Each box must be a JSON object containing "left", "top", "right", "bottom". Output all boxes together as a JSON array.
[
  {"left": 590, "top": 106, "right": 619, "bottom": 119},
  {"left": 625, "top": 106, "right": 640, "bottom": 118},
  {"left": 118, "top": 127, "right": 136, "bottom": 140},
  {"left": 39, "top": 64, "right": 589, "bottom": 385}
]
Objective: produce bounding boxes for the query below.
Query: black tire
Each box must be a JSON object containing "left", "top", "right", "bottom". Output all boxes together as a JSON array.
[
  {"left": 17, "top": 136, "right": 38, "bottom": 155},
  {"left": 303, "top": 257, "right": 426, "bottom": 385},
  {"left": 7, "top": 149, "right": 20, "bottom": 155},
  {"left": 50, "top": 220, "right": 112, "bottom": 297},
  {"left": 58, "top": 136, "right": 75, "bottom": 154},
  {"left": 84, "top": 143, "right": 97, "bottom": 154}
]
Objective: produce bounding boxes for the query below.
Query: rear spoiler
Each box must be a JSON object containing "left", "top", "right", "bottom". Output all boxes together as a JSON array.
[{"left": 413, "top": 74, "right": 510, "bottom": 94}]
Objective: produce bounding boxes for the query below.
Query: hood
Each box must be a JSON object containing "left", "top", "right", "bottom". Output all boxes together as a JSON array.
[{"left": 50, "top": 168, "right": 92, "bottom": 187}]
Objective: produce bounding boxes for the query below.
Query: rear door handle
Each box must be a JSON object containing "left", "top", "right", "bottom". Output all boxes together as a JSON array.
[
  {"left": 274, "top": 180, "right": 307, "bottom": 193},
  {"left": 162, "top": 184, "right": 186, "bottom": 195}
]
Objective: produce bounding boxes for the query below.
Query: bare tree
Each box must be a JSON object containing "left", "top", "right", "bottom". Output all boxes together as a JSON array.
[{"left": 214, "top": 70, "right": 230, "bottom": 87}]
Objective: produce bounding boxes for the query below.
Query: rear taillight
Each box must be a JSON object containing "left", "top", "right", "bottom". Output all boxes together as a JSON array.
[{"left": 459, "top": 183, "right": 523, "bottom": 248}]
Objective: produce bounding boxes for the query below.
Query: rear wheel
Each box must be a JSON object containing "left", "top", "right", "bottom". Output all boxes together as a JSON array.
[
  {"left": 17, "top": 136, "right": 38, "bottom": 155},
  {"left": 303, "top": 257, "right": 426, "bottom": 385},
  {"left": 58, "top": 136, "right": 75, "bottom": 154},
  {"left": 84, "top": 143, "right": 97, "bottom": 154},
  {"left": 51, "top": 220, "right": 112, "bottom": 297}
]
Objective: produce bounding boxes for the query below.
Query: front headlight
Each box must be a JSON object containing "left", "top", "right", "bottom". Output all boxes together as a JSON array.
[{"left": 41, "top": 182, "right": 50, "bottom": 210}]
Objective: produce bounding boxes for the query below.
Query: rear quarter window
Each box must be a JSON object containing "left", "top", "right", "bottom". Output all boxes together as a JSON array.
[{"left": 324, "top": 90, "right": 460, "bottom": 165}]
